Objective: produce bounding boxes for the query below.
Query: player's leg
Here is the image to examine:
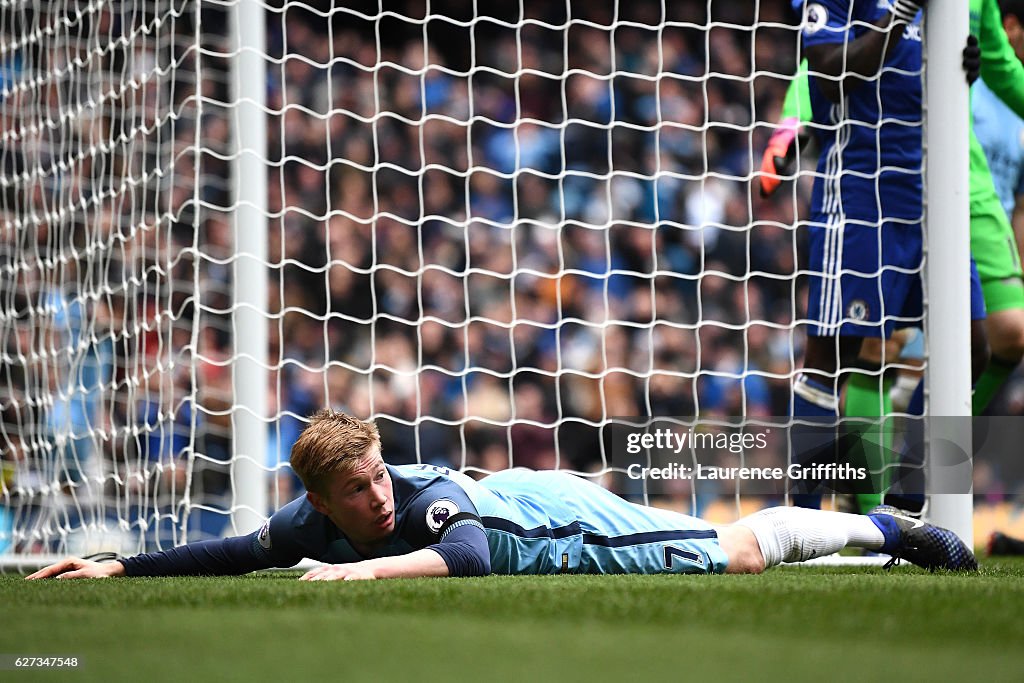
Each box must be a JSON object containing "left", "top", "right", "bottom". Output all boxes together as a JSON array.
[
  {"left": 732, "top": 505, "right": 977, "bottom": 571},
  {"left": 793, "top": 217, "right": 855, "bottom": 509},
  {"left": 790, "top": 335, "right": 860, "bottom": 509},
  {"left": 731, "top": 507, "right": 884, "bottom": 567},
  {"left": 890, "top": 328, "right": 924, "bottom": 412},
  {"left": 714, "top": 525, "right": 766, "bottom": 574},
  {"left": 970, "top": 201, "right": 1024, "bottom": 412},
  {"left": 793, "top": 217, "right": 908, "bottom": 508},
  {"left": 885, "top": 266, "right": 988, "bottom": 514},
  {"left": 843, "top": 335, "right": 903, "bottom": 514},
  {"left": 976, "top": 307, "right": 1024, "bottom": 411}
]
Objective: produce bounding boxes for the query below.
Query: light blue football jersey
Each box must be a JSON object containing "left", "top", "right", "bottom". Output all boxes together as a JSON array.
[
  {"left": 476, "top": 468, "right": 728, "bottom": 575},
  {"left": 973, "top": 79, "right": 1024, "bottom": 218}
]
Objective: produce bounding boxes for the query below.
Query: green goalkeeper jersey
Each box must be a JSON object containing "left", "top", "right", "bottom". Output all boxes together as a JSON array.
[
  {"left": 779, "top": 59, "right": 812, "bottom": 127},
  {"left": 969, "top": 0, "right": 1024, "bottom": 206}
]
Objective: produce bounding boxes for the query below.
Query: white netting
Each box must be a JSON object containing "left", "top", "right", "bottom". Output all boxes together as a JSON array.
[
  {"left": 256, "top": 0, "right": 806, "bottom": 515},
  {"left": 1, "top": 0, "right": 204, "bottom": 557}
]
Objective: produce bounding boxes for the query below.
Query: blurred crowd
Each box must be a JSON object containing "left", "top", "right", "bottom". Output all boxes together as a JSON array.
[
  {"left": 3, "top": 0, "right": 1023, "bottom": 549},
  {"left": 247, "top": 0, "right": 807, "bottom": 489}
]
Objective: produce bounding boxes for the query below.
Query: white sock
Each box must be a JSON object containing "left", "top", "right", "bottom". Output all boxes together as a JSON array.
[{"left": 736, "top": 507, "right": 886, "bottom": 568}]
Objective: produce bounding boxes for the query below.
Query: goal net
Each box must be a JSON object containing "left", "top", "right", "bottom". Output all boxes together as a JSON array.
[
  {"left": 1, "top": 0, "right": 204, "bottom": 560},
  {"left": 0, "top": 0, "right": 972, "bottom": 568}
]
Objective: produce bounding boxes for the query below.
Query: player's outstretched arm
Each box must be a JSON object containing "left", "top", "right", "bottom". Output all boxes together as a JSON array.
[
  {"left": 299, "top": 519, "right": 492, "bottom": 581},
  {"left": 26, "top": 557, "right": 126, "bottom": 580},
  {"left": 979, "top": 0, "right": 1024, "bottom": 117},
  {"left": 299, "top": 548, "right": 451, "bottom": 581},
  {"left": 28, "top": 532, "right": 296, "bottom": 579}
]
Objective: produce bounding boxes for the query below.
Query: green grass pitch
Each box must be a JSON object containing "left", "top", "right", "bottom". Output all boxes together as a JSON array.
[{"left": 3, "top": 560, "right": 1024, "bottom": 682}]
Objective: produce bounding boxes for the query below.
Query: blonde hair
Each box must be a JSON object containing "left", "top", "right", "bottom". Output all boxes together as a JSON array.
[{"left": 289, "top": 409, "right": 381, "bottom": 495}]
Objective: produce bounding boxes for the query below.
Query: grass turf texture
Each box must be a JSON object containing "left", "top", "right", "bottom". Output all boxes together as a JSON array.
[{"left": 3, "top": 560, "right": 1024, "bottom": 682}]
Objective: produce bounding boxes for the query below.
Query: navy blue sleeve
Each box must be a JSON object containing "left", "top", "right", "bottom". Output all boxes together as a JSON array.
[
  {"left": 120, "top": 533, "right": 280, "bottom": 577},
  {"left": 426, "top": 515, "right": 491, "bottom": 577},
  {"left": 120, "top": 496, "right": 316, "bottom": 576}
]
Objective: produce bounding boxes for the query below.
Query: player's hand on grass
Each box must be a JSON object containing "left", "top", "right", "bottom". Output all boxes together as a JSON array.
[
  {"left": 25, "top": 557, "right": 125, "bottom": 580},
  {"left": 759, "top": 116, "right": 801, "bottom": 198},
  {"left": 300, "top": 562, "right": 377, "bottom": 581}
]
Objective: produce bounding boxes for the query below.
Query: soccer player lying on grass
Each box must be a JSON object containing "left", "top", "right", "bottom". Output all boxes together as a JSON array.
[{"left": 27, "top": 410, "right": 977, "bottom": 582}]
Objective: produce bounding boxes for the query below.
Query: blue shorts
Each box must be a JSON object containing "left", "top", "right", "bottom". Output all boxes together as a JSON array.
[
  {"left": 806, "top": 217, "right": 984, "bottom": 336},
  {"left": 970, "top": 257, "right": 987, "bottom": 321},
  {"left": 480, "top": 469, "right": 729, "bottom": 575},
  {"left": 806, "top": 217, "right": 922, "bottom": 337}
]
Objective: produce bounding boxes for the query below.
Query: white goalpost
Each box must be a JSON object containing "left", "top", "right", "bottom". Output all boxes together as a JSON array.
[
  {"left": 0, "top": 0, "right": 973, "bottom": 571},
  {"left": 923, "top": 1, "right": 973, "bottom": 546},
  {"left": 229, "top": 0, "right": 269, "bottom": 537}
]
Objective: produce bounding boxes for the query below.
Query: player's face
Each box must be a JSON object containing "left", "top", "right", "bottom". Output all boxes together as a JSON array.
[{"left": 311, "top": 446, "right": 395, "bottom": 552}]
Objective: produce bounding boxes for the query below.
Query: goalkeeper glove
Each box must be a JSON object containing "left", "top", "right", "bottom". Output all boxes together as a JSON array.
[
  {"left": 759, "top": 117, "right": 801, "bottom": 198},
  {"left": 963, "top": 34, "right": 980, "bottom": 85},
  {"left": 888, "top": 0, "right": 926, "bottom": 25}
]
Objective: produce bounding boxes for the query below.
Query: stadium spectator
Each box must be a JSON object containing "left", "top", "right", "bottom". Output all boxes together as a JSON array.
[
  {"left": 249, "top": 2, "right": 808, "bottom": 478},
  {"left": 26, "top": 410, "right": 976, "bottom": 579}
]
